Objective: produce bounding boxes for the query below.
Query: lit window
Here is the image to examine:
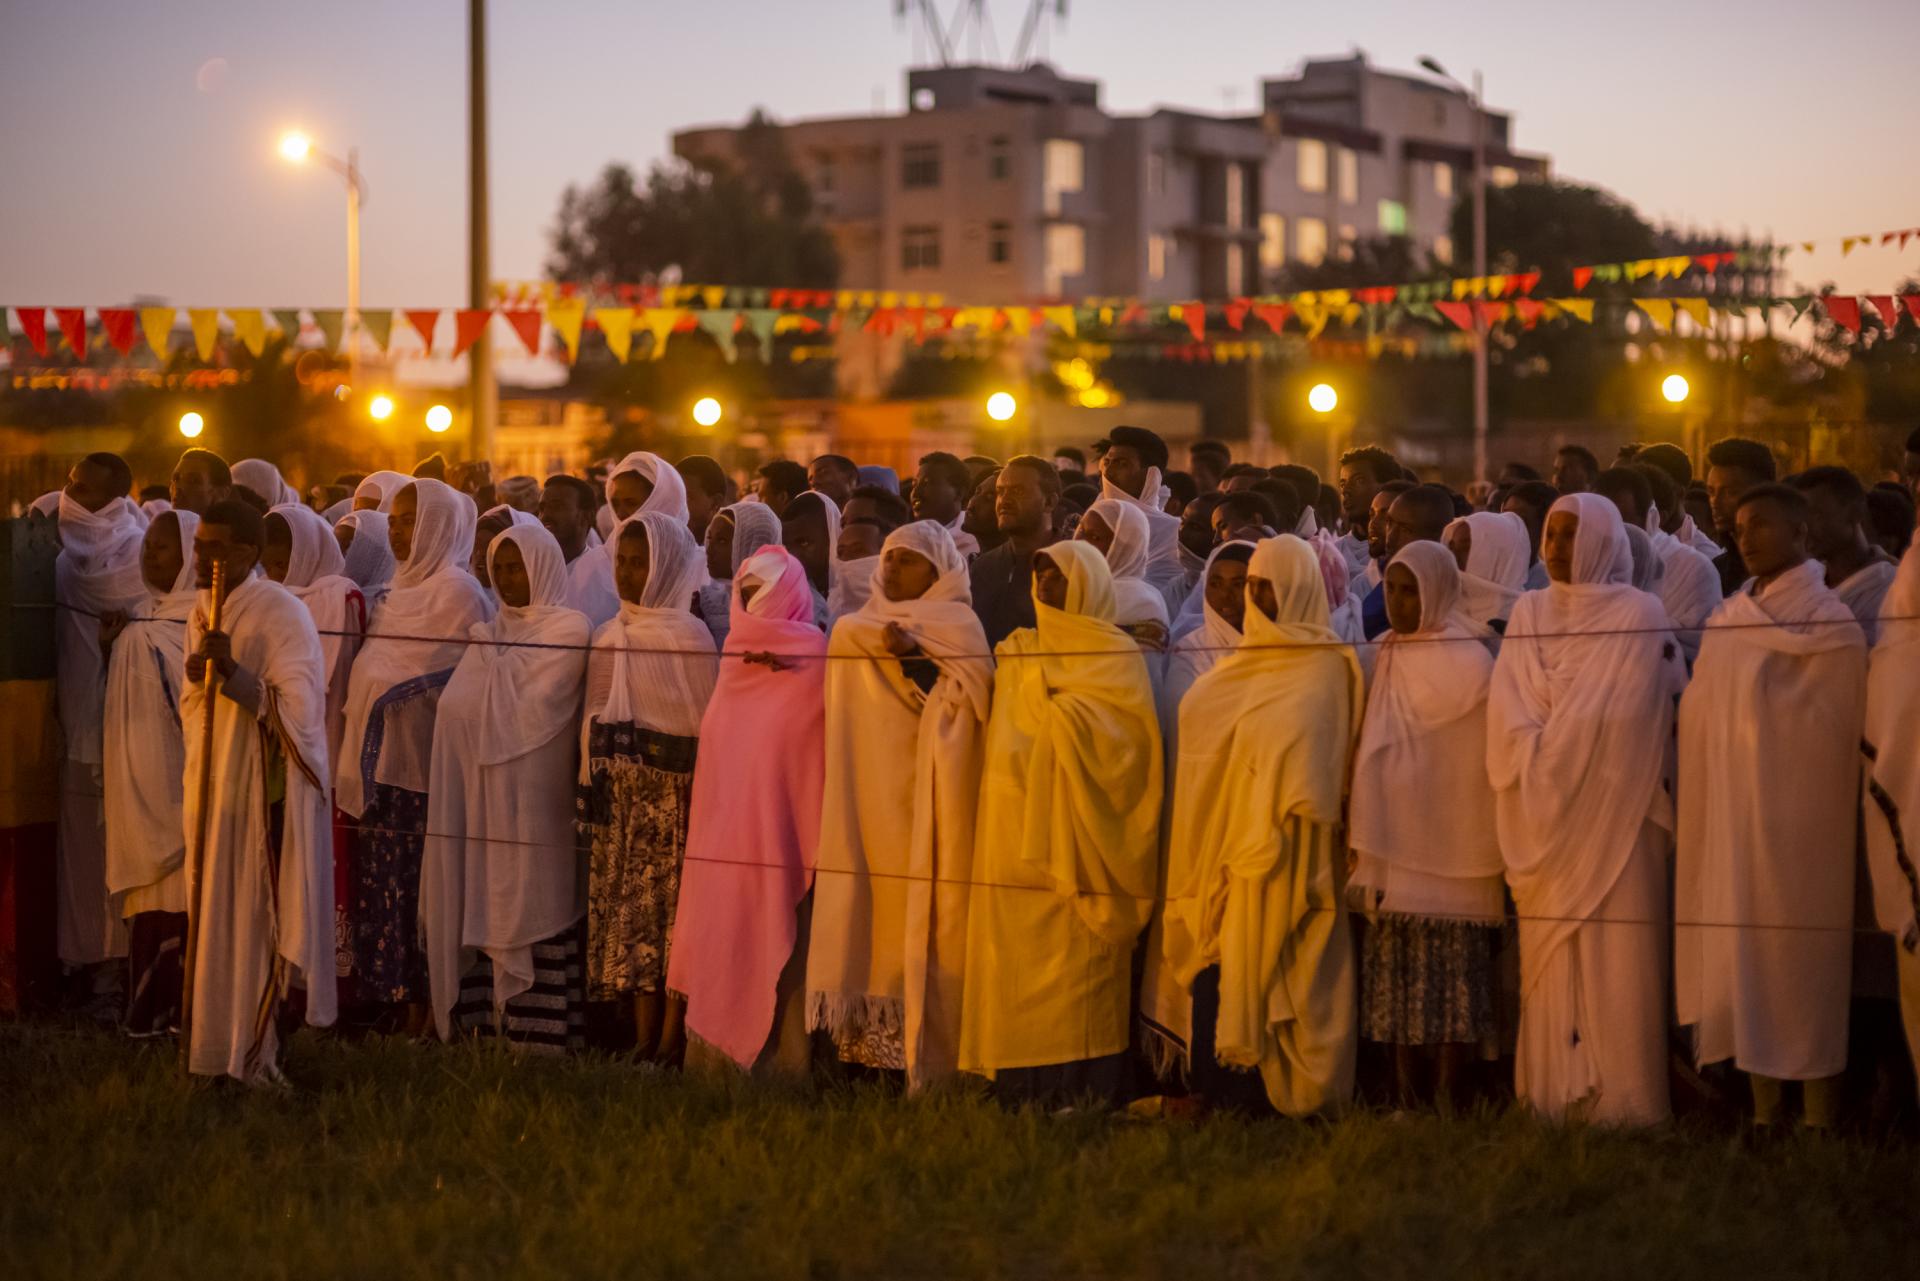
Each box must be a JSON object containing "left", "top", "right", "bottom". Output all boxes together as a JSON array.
[
  {"left": 1491, "top": 165, "right": 1519, "bottom": 188},
  {"left": 1147, "top": 150, "right": 1167, "bottom": 196},
  {"left": 1225, "top": 244, "right": 1244, "bottom": 296},
  {"left": 1296, "top": 217, "right": 1327, "bottom": 266},
  {"left": 1148, "top": 233, "right": 1168, "bottom": 281},
  {"left": 1045, "top": 223, "right": 1085, "bottom": 293},
  {"left": 1378, "top": 199, "right": 1407, "bottom": 236},
  {"left": 1260, "top": 213, "right": 1286, "bottom": 270},
  {"left": 1224, "top": 164, "right": 1244, "bottom": 230},
  {"left": 902, "top": 142, "right": 941, "bottom": 189},
  {"left": 1433, "top": 234, "right": 1454, "bottom": 264},
  {"left": 1338, "top": 224, "right": 1358, "bottom": 260},
  {"left": 1337, "top": 147, "right": 1359, "bottom": 204},
  {"left": 1296, "top": 138, "right": 1327, "bottom": 193},
  {"left": 1043, "top": 139, "right": 1084, "bottom": 214},
  {"left": 988, "top": 220, "right": 1011, "bottom": 266},
  {"left": 987, "top": 135, "right": 1010, "bottom": 181},
  {"left": 1433, "top": 161, "right": 1453, "bottom": 199},
  {"left": 902, "top": 225, "right": 941, "bottom": 271}
]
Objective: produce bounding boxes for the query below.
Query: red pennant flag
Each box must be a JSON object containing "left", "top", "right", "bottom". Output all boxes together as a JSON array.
[
  {"left": 1572, "top": 266, "right": 1595, "bottom": 292},
  {"left": 1883, "top": 232, "right": 1900, "bottom": 246},
  {"left": 453, "top": 309, "right": 492, "bottom": 354},
  {"left": 769, "top": 289, "right": 789, "bottom": 309},
  {"left": 15, "top": 307, "right": 49, "bottom": 356},
  {"left": 1472, "top": 300, "right": 1508, "bottom": 328},
  {"left": 502, "top": 308, "right": 542, "bottom": 354},
  {"left": 1900, "top": 231, "right": 1914, "bottom": 251},
  {"left": 1513, "top": 298, "right": 1545, "bottom": 328},
  {"left": 98, "top": 308, "right": 137, "bottom": 355},
  {"left": 53, "top": 307, "right": 88, "bottom": 356},
  {"left": 1822, "top": 294, "right": 1862, "bottom": 335},
  {"left": 1118, "top": 302, "right": 1147, "bottom": 326},
  {"left": 1866, "top": 296, "right": 1898, "bottom": 329},
  {"left": 1253, "top": 304, "right": 1291, "bottom": 333},
  {"left": 1903, "top": 294, "right": 1920, "bottom": 323},
  {"left": 1223, "top": 301, "right": 1248, "bottom": 331},
  {"left": 1181, "top": 304, "right": 1205, "bottom": 342},
  {"left": 1514, "top": 271, "right": 1541, "bottom": 295},
  {"left": 936, "top": 307, "right": 960, "bottom": 331},
  {"left": 1434, "top": 301, "right": 1475, "bottom": 330},
  {"left": 404, "top": 309, "right": 442, "bottom": 356},
  {"left": 904, "top": 306, "right": 927, "bottom": 340},
  {"left": 790, "top": 314, "right": 824, "bottom": 333}
]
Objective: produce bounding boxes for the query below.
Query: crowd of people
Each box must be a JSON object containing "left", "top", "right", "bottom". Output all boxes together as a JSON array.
[{"left": 31, "top": 420, "right": 1920, "bottom": 1129}]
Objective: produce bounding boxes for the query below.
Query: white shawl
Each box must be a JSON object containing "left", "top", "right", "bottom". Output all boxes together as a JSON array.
[
  {"left": 55, "top": 492, "right": 150, "bottom": 764},
  {"left": 584, "top": 511, "right": 718, "bottom": 762},
  {"left": 607, "top": 451, "right": 690, "bottom": 524},
  {"left": 337, "top": 509, "right": 396, "bottom": 605},
  {"left": 1099, "top": 469, "right": 1188, "bottom": 612},
  {"left": 354, "top": 470, "right": 410, "bottom": 512},
  {"left": 1445, "top": 510, "right": 1529, "bottom": 633},
  {"left": 233, "top": 459, "right": 298, "bottom": 508},
  {"left": 1086, "top": 498, "right": 1171, "bottom": 630},
  {"left": 1865, "top": 546, "right": 1920, "bottom": 954},
  {"left": 1834, "top": 557, "right": 1898, "bottom": 644},
  {"left": 1645, "top": 521, "right": 1722, "bottom": 662}
]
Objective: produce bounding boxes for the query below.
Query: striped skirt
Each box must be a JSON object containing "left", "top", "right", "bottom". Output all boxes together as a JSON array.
[{"left": 449, "top": 925, "right": 587, "bottom": 1056}]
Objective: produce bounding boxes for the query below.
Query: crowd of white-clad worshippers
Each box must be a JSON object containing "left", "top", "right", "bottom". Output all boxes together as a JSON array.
[{"left": 32, "top": 421, "right": 1920, "bottom": 1130}]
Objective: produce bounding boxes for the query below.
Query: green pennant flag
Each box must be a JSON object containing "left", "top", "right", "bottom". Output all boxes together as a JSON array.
[
  {"left": 271, "top": 308, "right": 304, "bottom": 340},
  {"left": 1595, "top": 264, "right": 1622, "bottom": 283},
  {"left": 725, "top": 288, "right": 745, "bottom": 309},
  {"left": 1405, "top": 302, "right": 1440, "bottom": 325},
  {"left": 359, "top": 309, "right": 393, "bottom": 353},
  {"left": 311, "top": 309, "right": 344, "bottom": 352},
  {"left": 744, "top": 309, "right": 779, "bottom": 361},
  {"left": 1787, "top": 295, "right": 1815, "bottom": 323},
  {"left": 748, "top": 288, "right": 770, "bottom": 308},
  {"left": 696, "top": 309, "right": 739, "bottom": 361}
]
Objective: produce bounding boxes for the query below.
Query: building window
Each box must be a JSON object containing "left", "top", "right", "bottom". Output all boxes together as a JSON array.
[
  {"left": 1044, "top": 223, "right": 1085, "bottom": 293},
  {"left": 1296, "top": 138, "right": 1327, "bottom": 193},
  {"left": 1148, "top": 233, "right": 1169, "bottom": 282},
  {"left": 1260, "top": 213, "right": 1286, "bottom": 270},
  {"left": 1296, "top": 217, "right": 1327, "bottom": 266},
  {"left": 1337, "top": 147, "right": 1359, "bottom": 204},
  {"left": 1433, "top": 234, "right": 1454, "bottom": 264},
  {"left": 1491, "top": 165, "right": 1520, "bottom": 189},
  {"left": 1224, "top": 163, "right": 1244, "bottom": 230},
  {"left": 988, "top": 220, "right": 1011, "bottom": 266},
  {"left": 1378, "top": 199, "right": 1407, "bottom": 236},
  {"left": 1338, "top": 224, "right": 1358, "bottom": 259},
  {"left": 1147, "top": 150, "right": 1166, "bottom": 196},
  {"left": 1225, "top": 244, "right": 1244, "bottom": 297},
  {"left": 1433, "top": 161, "right": 1453, "bottom": 199},
  {"left": 902, "top": 142, "right": 941, "bottom": 189},
  {"left": 902, "top": 224, "right": 941, "bottom": 271},
  {"left": 1043, "top": 139, "right": 1084, "bottom": 214},
  {"left": 987, "top": 135, "right": 1010, "bottom": 181}
]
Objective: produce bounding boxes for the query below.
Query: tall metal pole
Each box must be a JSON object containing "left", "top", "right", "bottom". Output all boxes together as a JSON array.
[
  {"left": 468, "top": 0, "right": 497, "bottom": 464},
  {"left": 346, "top": 147, "right": 361, "bottom": 392},
  {"left": 1470, "top": 70, "right": 1489, "bottom": 486}
]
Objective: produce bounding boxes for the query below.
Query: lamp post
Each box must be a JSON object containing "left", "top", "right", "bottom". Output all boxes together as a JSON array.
[
  {"left": 279, "top": 130, "right": 366, "bottom": 390},
  {"left": 1418, "top": 57, "right": 1488, "bottom": 486}
]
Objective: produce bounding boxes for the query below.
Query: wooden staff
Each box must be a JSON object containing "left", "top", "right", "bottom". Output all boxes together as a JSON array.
[{"left": 178, "top": 557, "right": 226, "bottom": 1073}]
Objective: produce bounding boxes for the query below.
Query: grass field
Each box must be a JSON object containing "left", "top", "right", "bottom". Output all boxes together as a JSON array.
[{"left": 4, "top": 1023, "right": 1918, "bottom": 1279}]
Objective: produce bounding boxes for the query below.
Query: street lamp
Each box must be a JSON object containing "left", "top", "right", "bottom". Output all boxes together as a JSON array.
[
  {"left": 278, "top": 129, "right": 367, "bottom": 387},
  {"left": 1307, "top": 383, "right": 1339, "bottom": 414},
  {"left": 1661, "top": 373, "right": 1691, "bottom": 404},
  {"left": 178, "top": 411, "right": 205, "bottom": 439},
  {"left": 369, "top": 393, "right": 395, "bottom": 421},
  {"left": 425, "top": 404, "right": 454, "bottom": 433},
  {"left": 1419, "top": 56, "right": 1489, "bottom": 487},
  {"left": 691, "top": 396, "right": 723, "bottom": 429},
  {"left": 985, "top": 391, "right": 1018, "bottom": 423}
]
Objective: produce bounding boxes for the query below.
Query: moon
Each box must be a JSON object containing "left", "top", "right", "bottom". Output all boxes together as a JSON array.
[{"left": 196, "top": 58, "right": 229, "bottom": 94}]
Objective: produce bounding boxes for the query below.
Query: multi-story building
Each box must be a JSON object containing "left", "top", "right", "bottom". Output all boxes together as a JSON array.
[{"left": 670, "top": 52, "right": 1549, "bottom": 305}]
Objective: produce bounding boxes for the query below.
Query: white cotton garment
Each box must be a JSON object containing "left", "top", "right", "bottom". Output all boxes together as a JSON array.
[
  {"left": 606, "top": 451, "right": 690, "bottom": 524},
  {"left": 232, "top": 459, "right": 298, "bottom": 508},
  {"left": 271, "top": 502, "right": 365, "bottom": 766},
  {"left": 1099, "top": 469, "right": 1189, "bottom": 614},
  {"left": 420, "top": 522, "right": 591, "bottom": 1040},
  {"left": 1163, "top": 541, "right": 1254, "bottom": 723},
  {"left": 353, "top": 470, "right": 410, "bottom": 513},
  {"left": 337, "top": 509, "right": 396, "bottom": 605},
  {"left": 1676, "top": 558, "right": 1867, "bottom": 1081},
  {"left": 943, "top": 509, "right": 980, "bottom": 560},
  {"left": 1833, "top": 557, "right": 1898, "bottom": 644},
  {"left": 1864, "top": 547, "right": 1920, "bottom": 959},
  {"left": 1644, "top": 513, "right": 1723, "bottom": 663},
  {"left": 1444, "top": 511, "right": 1529, "bottom": 636}
]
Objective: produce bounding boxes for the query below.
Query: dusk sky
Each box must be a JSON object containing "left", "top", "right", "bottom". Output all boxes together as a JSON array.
[{"left": 4, "top": 0, "right": 1916, "bottom": 314}]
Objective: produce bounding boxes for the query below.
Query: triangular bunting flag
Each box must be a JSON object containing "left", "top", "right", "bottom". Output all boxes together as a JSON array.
[
  {"left": 1675, "top": 298, "right": 1710, "bottom": 331},
  {"left": 1822, "top": 294, "right": 1861, "bottom": 335},
  {"left": 1903, "top": 294, "right": 1920, "bottom": 324},
  {"left": 53, "top": 307, "right": 88, "bottom": 356},
  {"left": 1041, "top": 305, "right": 1076, "bottom": 337},
  {"left": 404, "top": 309, "right": 442, "bottom": 356},
  {"left": 98, "top": 308, "right": 137, "bottom": 356},
  {"left": 1433, "top": 301, "right": 1475, "bottom": 331},
  {"left": 1572, "top": 267, "right": 1595, "bottom": 290},
  {"left": 696, "top": 309, "right": 739, "bottom": 361},
  {"left": 702, "top": 285, "right": 727, "bottom": 311},
  {"left": 1787, "top": 295, "right": 1816, "bottom": 323},
  {"left": 359, "top": 309, "right": 392, "bottom": 354},
  {"left": 1513, "top": 298, "right": 1544, "bottom": 327},
  {"left": 272, "top": 308, "right": 304, "bottom": 339},
  {"left": 1472, "top": 300, "right": 1509, "bottom": 328},
  {"left": 1801, "top": 242, "right": 1815, "bottom": 254},
  {"left": 228, "top": 308, "right": 267, "bottom": 357},
  {"left": 594, "top": 308, "right": 633, "bottom": 363},
  {"left": 453, "top": 309, "right": 492, "bottom": 355},
  {"left": 502, "top": 308, "right": 543, "bottom": 356},
  {"left": 1253, "top": 304, "right": 1290, "bottom": 333},
  {"left": 311, "top": 309, "right": 345, "bottom": 352},
  {"left": 15, "top": 307, "right": 49, "bottom": 356},
  {"left": 1595, "top": 264, "right": 1622, "bottom": 283},
  {"left": 1634, "top": 299, "right": 1674, "bottom": 332},
  {"left": 744, "top": 309, "right": 779, "bottom": 360},
  {"left": 1841, "top": 237, "right": 1861, "bottom": 257},
  {"left": 1865, "top": 296, "right": 1897, "bottom": 329},
  {"left": 636, "top": 308, "right": 678, "bottom": 359},
  {"left": 140, "top": 307, "right": 177, "bottom": 357},
  {"left": 546, "top": 298, "right": 585, "bottom": 362},
  {"left": 1555, "top": 298, "right": 1595, "bottom": 323},
  {"left": 1181, "top": 303, "right": 1205, "bottom": 342},
  {"left": 187, "top": 308, "right": 221, "bottom": 360}
]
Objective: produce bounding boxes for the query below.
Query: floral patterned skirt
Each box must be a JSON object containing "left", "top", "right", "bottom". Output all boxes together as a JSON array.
[
  {"left": 351, "top": 782, "right": 430, "bottom": 1004},
  {"left": 577, "top": 723, "right": 697, "bottom": 1000},
  {"left": 1359, "top": 911, "right": 1499, "bottom": 1048}
]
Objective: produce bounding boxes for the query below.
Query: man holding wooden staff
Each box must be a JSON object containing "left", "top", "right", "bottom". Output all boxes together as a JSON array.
[{"left": 180, "top": 500, "right": 337, "bottom": 1084}]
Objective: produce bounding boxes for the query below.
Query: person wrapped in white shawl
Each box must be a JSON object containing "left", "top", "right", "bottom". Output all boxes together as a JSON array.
[
  {"left": 336, "top": 508, "right": 396, "bottom": 609},
  {"left": 231, "top": 458, "right": 298, "bottom": 508},
  {"left": 696, "top": 501, "right": 781, "bottom": 649},
  {"left": 1863, "top": 544, "right": 1920, "bottom": 1096},
  {"left": 809, "top": 521, "right": 992, "bottom": 1088},
  {"left": 1079, "top": 498, "right": 1171, "bottom": 690},
  {"left": 1487, "top": 493, "right": 1686, "bottom": 1126},
  {"left": 101, "top": 509, "right": 198, "bottom": 1037},
  {"left": 1443, "top": 510, "right": 1530, "bottom": 641},
  {"left": 267, "top": 503, "right": 367, "bottom": 767},
  {"left": 352, "top": 470, "right": 410, "bottom": 513},
  {"left": 421, "top": 523, "right": 591, "bottom": 1051}
]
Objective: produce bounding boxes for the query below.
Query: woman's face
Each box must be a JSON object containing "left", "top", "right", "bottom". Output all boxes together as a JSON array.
[
  {"left": 1543, "top": 511, "right": 1579, "bottom": 584},
  {"left": 470, "top": 514, "right": 512, "bottom": 586},
  {"left": 388, "top": 485, "right": 418, "bottom": 563},
  {"left": 1076, "top": 510, "right": 1115, "bottom": 557},
  {"left": 260, "top": 514, "right": 293, "bottom": 583},
  {"left": 782, "top": 505, "right": 830, "bottom": 594},
  {"left": 1384, "top": 563, "right": 1424, "bottom": 634},
  {"left": 1032, "top": 553, "right": 1069, "bottom": 610},
  {"left": 880, "top": 547, "right": 938, "bottom": 602},
  {"left": 491, "top": 539, "right": 531, "bottom": 608},
  {"left": 705, "top": 512, "right": 735, "bottom": 581},
  {"left": 1445, "top": 522, "right": 1471, "bottom": 572},
  {"left": 614, "top": 525, "right": 652, "bottom": 606},
  {"left": 1204, "top": 557, "right": 1248, "bottom": 632},
  {"left": 335, "top": 522, "right": 355, "bottom": 556},
  {"left": 609, "top": 471, "right": 654, "bottom": 522},
  {"left": 140, "top": 513, "right": 184, "bottom": 594}
]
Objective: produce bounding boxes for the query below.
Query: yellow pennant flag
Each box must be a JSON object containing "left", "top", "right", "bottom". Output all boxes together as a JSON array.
[
  {"left": 1321, "top": 289, "right": 1352, "bottom": 308},
  {"left": 701, "top": 285, "right": 727, "bottom": 311},
  {"left": 835, "top": 291, "right": 854, "bottom": 311},
  {"left": 139, "top": 307, "right": 177, "bottom": 357},
  {"left": 1451, "top": 278, "right": 1471, "bottom": 300},
  {"left": 546, "top": 298, "right": 586, "bottom": 362},
  {"left": 1340, "top": 303, "right": 1363, "bottom": 325},
  {"left": 228, "top": 308, "right": 267, "bottom": 357},
  {"left": 857, "top": 291, "right": 877, "bottom": 309},
  {"left": 1041, "top": 305, "right": 1076, "bottom": 337},
  {"left": 1005, "top": 308, "right": 1032, "bottom": 338},
  {"left": 1841, "top": 237, "right": 1861, "bottom": 256},
  {"left": 1675, "top": 298, "right": 1711, "bottom": 330},
  {"left": 1634, "top": 299, "right": 1675, "bottom": 332},
  {"left": 594, "top": 308, "right": 634, "bottom": 363},
  {"left": 187, "top": 308, "right": 221, "bottom": 360},
  {"left": 773, "top": 314, "right": 812, "bottom": 335},
  {"left": 925, "top": 294, "right": 945, "bottom": 309},
  {"left": 639, "top": 307, "right": 681, "bottom": 360},
  {"left": 879, "top": 291, "right": 899, "bottom": 309},
  {"left": 904, "top": 293, "right": 923, "bottom": 308},
  {"left": 1554, "top": 297, "right": 1595, "bottom": 323}
]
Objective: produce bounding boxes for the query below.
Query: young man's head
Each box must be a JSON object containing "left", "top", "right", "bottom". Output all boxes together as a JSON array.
[
  {"left": 1867, "top": 484, "right": 1915, "bottom": 560},
  {"left": 1250, "top": 478, "right": 1303, "bottom": 536},
  {"left": 1552, "top": 445, "right": 1600, "bottom": 495},
  {"left": 992, "top": 455, "right": 1061, "bottom": 541},
  {"left": 65, "top": 451, "right": 134, "bottom": 514},
  {"left": 1337, "top": 445, "right": 1401, "bottom": 530},
  {"left": 1633, "top": 463, "right": 1682, "bottom": 535},
  {"left": 1163, "top": 470, "right": 1198, "bottom": 517},
  {"left": 754, "top": 459, "right": 810, "bottom": 515},
  {"left": 1052, "top": 446, "right": 1087, "bottom": 474},
  {"left": 964, "top": 469, "right": 1004, "bottom": 550},
  {"left": 1705, "top": 437, "right": 1777, "bottom": 542},
  {"left": 1497, "top": 460, "right": 1542, "bottom": 488},
  {"left": 194, "top": 498, "right": 265, "bottom": 588},
  {"left": 1180, "top": 493, "right": 1226, "bottom": 558},
  {"left": 1188, "top": 439, "right": 1232, "bottom": 494},
  {"left": 807, "top": 454, "right": 859, "bottom": 509},
  {"left": 676, "top": 455, "right": 728, "bottom": 542},
  {"left": 1502, "top": 480, "right": 1562, "bottom": 561},
  {"left": 1204, "top": 542, "right": 1254, "bottom": 632},
  {"left": 1734, "top": 483, "right": 1812, "bottom": 584},
  {"left": 839, "top": 484, "right": 912, "bottom": 562},
  {"left": 1221, "top": 464, "right": 1267, "bottom": 494},
  {"left": 1789, "top": 465, "right": 1871, "bottom": 565},
  {"left": 1212, "top": 491, "right": 1278, "bottom": 545},
  {"left": 1097, "top": 425, "right": 1170, "bottom": 500},
  {"left": 1594, "top": 465, "right": 1655, "bottom": 531},
  {"left": 912, "top": 451, "right": 973, "bottom": 526},
  {"left": 412, "top": 452, "right": 449, "bottom": 481},
  {"left": 1384, "top": 484, "right": 1455, "bottom": 559},
  {"left": 169, "top": 448, "right": 232, "bottom": 515},
  {"left": 537, "top": 474, "right": 598, "bottom": 562},
  {"left": 1634, "top": 441, "right": 1692, "bottom": 495},
  {"left": 1368, "top": 479, "right": 1416, "bottom": 561},
  {"left": 1268, "top": 464, "right": 1321, "bottom": 522},
  {"left": 781, "top": 491, "right": 833, "bottom": 594}
]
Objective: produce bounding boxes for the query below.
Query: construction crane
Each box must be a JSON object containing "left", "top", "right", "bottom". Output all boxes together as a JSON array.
[{"left": 894, "top": 1, "right": 1068, "bottom": 67}]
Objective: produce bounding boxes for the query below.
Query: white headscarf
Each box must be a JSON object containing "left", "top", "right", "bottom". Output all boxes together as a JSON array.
[
  {"left": 1163, "top": 540, "right": 1255, "bottom": 720},
  {"left": 469, "top": 523, "right": 589, "bottom": 766},
  {"left": 354, "top": 470, "right": 410, "bottom": 512},
  {"left": 607, "top": 451, "right": 689, "bottom": 524},
  {"left": 1445, "top": 510, "right": 1530, "bottom": 629},
  {"left": 698, "top": 502, "right": 783, "bottom": 644},
  {"left": 232, "top": 459, "right": 298, "bottom": 508},
  {"left": 142, "top": 497, "right": 174, "bottom": 521},
  {"left": 270, "top": 501, "right": 357, "bottom": 681},
  {"left": 336, "top": 509, "right": 396, "bottom": 597},
  {"left": 1085, "top": 497, "right": 1170, "bottom": 628},
  {"left": 588, "top": 512, "right": 718, "bottom": 741},
  {"left": 1865, "top": 546, "right": 1920, "bottom": 950},
  {"left": 55, "top": 491, "right": 151, "bottom": 764}
]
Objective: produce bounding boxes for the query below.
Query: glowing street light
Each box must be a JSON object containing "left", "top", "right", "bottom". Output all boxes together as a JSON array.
[
  {"left": 425, "top": 404, "right": 454, "bottom": 433},
  {"left": 1308, "top": 382, "right": 1339, "bottom": 414},
  {"left": 985, "top": 391, "right": 1017, "bottom": 423},
  {"left": 691, "top": 396, "right": 723, "bottom": 429},
  {"left": 1661, "top": 373, "right": 1691, "bottom": 404},
  {"left": 368, "top": 394, "right": 395, "bottom": 421},
  {"left": 278, "top": 128, "right": 366, "bottom": 386},
  {"left": 278, "top": 130, "right": 313, "bottom": 163},
  {"left": 178, "top": 411, "right": 205, "bottom": 439}
]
